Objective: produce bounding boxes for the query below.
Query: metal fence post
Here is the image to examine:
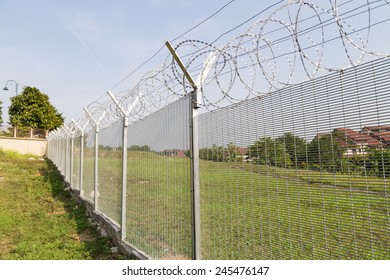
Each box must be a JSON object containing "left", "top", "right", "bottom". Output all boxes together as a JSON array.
[
  {"left": 84, "top": 108, "right": 106, "bottom": 211},
  {"left": 121, "top": 116, "right": 128, "bottom": 240},
  {"left": 94, "top": 125, "right": 98, "bottom": 208},
  {"left": 61, "top": 128, "right": 67, "bottom": 177},
  {"left": 165, "top": 41, "right": 202, "bottom": 260},
  {"left": 70, "top": 132, "right": 74, "bottom": 185},
  {"left": 189, "top": 90, "right": 201, "bottom": 260},
  {"left": 165, "top": 41, "right": 216, "bottom": 260},
  {"left": 72, "top": 119, "right": 89, "bottom": 197},
  {"left": 63, "top": 124, "right": 75, "bottom": 187},
  {"left": 79, "top": 129, "right": 84, "bottom": 195},
  {"left": 107, "top": 90, "right": 140, "bottom": 240}
]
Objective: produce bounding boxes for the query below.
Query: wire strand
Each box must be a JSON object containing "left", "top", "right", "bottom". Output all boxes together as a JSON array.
[{"left": 111, "top": 0, "right": 237, "bottom": 91}]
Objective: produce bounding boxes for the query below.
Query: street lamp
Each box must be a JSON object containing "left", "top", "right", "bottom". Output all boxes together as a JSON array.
[{"left": 3, "top": 80, "right": 18, "bottom": 96}]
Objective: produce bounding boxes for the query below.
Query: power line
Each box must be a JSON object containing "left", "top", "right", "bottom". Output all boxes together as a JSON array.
[
  {"left": 171, "top": 0, "right": 236, "bottom": 43},
  {"left": 111, "top": 0, "right": 237, "bottom": 91},
  {"left": 210, "top": 0, "right": 285, "bottom": 45},
  {"left": 110, "top": 0, "right": 291, "bottom": 104},
  {"left": 110, "top": 44, "right": 166, "bottom": 91}
]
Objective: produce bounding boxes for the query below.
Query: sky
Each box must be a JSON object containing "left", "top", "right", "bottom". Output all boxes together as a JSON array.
[
  {"left": 1, "top": 0, "right": 390, "bottom": 125},
  {"left": 0, "top": 0, "right": 273, "bottom": 123}
]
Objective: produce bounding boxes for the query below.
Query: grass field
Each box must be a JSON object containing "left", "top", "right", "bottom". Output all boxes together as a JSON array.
[
  {"left": 77, "top": 150, "right": 389, "bottom": 260},
  {"left": 200, "top": 161, "right": 389, "bottom": 259},
  {"left": 0, "top": 149, "right": 130, "bottom": 260}
]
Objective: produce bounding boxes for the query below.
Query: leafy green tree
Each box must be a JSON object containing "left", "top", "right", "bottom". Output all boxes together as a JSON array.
[
  {"left": 366, "top": 148, "right": 390, "bottom": 177},
  {"left": 275, "top": 132, "right": 308, "bottom": 166},
  {"left": 226, "top": 142, "right": 240, "bottom": 162},
  {"left": 8, "top": 86, "right": 64, "bottom": 130},
  {"left": 140, "top": 145, "right": 151, "bottom": 152},
  {"left": 199, "top": 143, "right": 239, "bottom": 162},
  {"left": 128, "top": 145, "right": 151, "bottom": 152},
  {"left": 199, "top": 147, "right": 212, "bottom": 160},
  {"left": 248, "top": 137, "right": 291, "bottom": 167},
  {"left": 307, "top": 134, "right": 344, "bottom": 172},
  {"left": 211, "top": 144, "right": 224, "bottom": 162}
]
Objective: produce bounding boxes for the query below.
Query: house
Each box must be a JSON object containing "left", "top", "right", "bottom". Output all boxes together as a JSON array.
[
  {"left": 237, "top": 147, "right": 248, "bottom": 155},
  {"left": 163, "top": 149, "right": 186, "bottom": 157},
  {"left": 361, "top": 125, "right": 390, "bottom": 133},
  {"left": 361, "top": 125, "right": 390, "bottom": 146},
  {"left": 333, "top": 128, "right": 382, "bottom": 157},
  {"left": 236, "top": 147, "right": 251, "bottom": 162}
]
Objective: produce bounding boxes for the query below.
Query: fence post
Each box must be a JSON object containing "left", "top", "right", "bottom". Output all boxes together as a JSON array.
[
  {"left": 107, "top": 90, "right": 140, "bottom": 240},
  {"left": 121, "top": 116, "right": 128, "bottom": 240},
  {"left": 84, "top": 108, "right": 106, "bottom": 211},
  {"left": 189, "top": 89, "right": 201, "bottom": 260},
  {"left": 165, "top": 41, "right": 202, "bottom": 260},
  {"left": 72, "top": 119, "right": 90, "bottom": 197},
  {"left": 55, "top": 129, "right": 61, "bottom": 170},
  {"left": 63, "top": 124, "right": 75, "bottom": 186},
  {"left": 58, "top": 127, "right": 67, "bottom": 178},
  {"left": 51, "top": 130, "right": 57, "bottom": 166},
  {"left": 165, "top": 41, "right": 216, "bottom": 260},
  {"left": 79, "top": 128, "right": 84, "bottom": 195}
]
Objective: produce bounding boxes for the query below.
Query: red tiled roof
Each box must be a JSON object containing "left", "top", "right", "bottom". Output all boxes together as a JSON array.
[
  {"left": 333, "top": 128, "right": 382, "bottom": 147},
  {"left": 361, "top": 125, "right": 390, "bottom": 132},
  {"left": 237, "top": 147, "right": 248, "bottom": 154},
  {"left": 370, "top": 131, "right": 390, "bottom": 143}
]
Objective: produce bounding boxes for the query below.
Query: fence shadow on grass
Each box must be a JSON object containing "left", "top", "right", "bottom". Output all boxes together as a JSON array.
[{"left": 42, "top": 158, "right": 133, "bottom": 260}]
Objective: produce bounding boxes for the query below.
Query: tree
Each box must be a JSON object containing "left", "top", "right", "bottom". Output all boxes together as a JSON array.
[
  {"left": 307, "top": 134, "right": 344, "bottom": 172},
  {"left": 199, "top": 143, "right": 240, "bottom": 162},
  {"left": 366, "top": 148, "right": 390, "bottom": 177},
  {"left": 224, "top": 142, "right": 237, "bottom": 162},
  {"left": 247, "top": 137, "right": 291, "bottom": 167},
  {"left": 211, "top": 144, "right": 224, "bottom": 162},
  {"left": 128, "top": 145, "right": 151, "bottom": 152},
  {"left": 8, "top": 86, "right": 64, "bottom": 130},
  {"left": 275, "top": 132, "right": 308, "bottom": 166}
]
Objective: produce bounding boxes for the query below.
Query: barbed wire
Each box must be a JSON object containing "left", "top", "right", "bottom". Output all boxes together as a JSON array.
[{"left": 64, "top": 0, "right": 390, "bottom": 131}]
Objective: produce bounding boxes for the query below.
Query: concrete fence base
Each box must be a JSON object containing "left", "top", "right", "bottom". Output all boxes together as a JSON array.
[{"left": 65, "top": 183, "right": 151, "bottom": 260}]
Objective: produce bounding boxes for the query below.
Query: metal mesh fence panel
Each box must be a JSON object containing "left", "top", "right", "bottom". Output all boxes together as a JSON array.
[
  {"left": 125, "top": 97, "right": 192, "bottom": 259},
  {"left": 198, "top": 57, "right": 390, "bottom": 259},
  {"left": 98, "top": 120, "right": 123, "bottom": 225},
  {"left": 82, "top": 128, "right": 95, "bottom": 203}
]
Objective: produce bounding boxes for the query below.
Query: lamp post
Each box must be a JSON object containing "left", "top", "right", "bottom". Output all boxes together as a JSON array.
[{"left": 3, "top": 80, "right": 18, "bottom": 96}]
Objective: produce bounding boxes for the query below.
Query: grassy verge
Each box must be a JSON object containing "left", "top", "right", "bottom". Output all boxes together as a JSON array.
[{"left": 0, "top": 149, "right": 131, "bottom": 260}]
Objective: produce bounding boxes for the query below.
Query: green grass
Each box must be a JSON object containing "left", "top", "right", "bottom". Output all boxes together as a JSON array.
[
  {"left": 199, "top": 161, "right": 389, "bottom": 259},
  {"left": 0, "top": 149, "right": 131, "bottom": 260},
  {"left": 85, "top": 151, "right": 389, "bottom": 260},
  {"left": 125, "top": 152, "right": 192, "bottom": 259},
  {"left": 81, "top": 151, "right": 192, "bottom": 259}
]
